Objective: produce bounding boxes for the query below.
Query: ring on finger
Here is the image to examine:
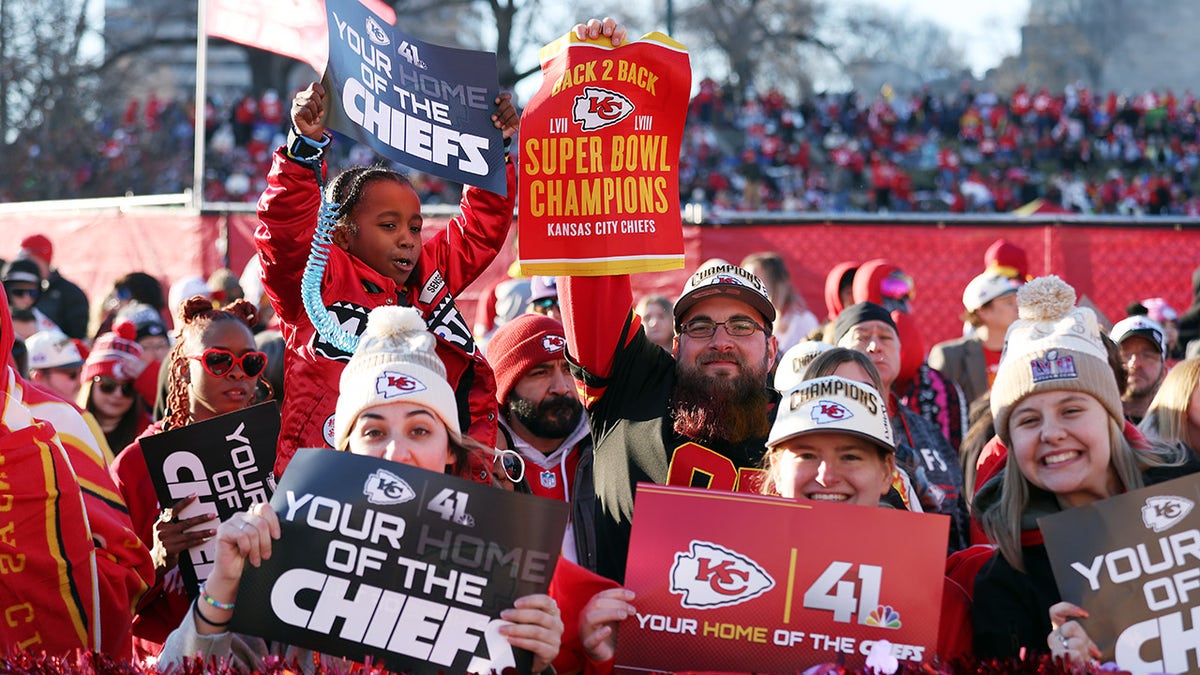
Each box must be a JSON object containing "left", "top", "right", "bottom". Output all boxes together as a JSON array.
[
  {"left": 238, "top": 520, "right": 250, "bottom": 531},
  {"left": 1059, "top": 632, "right": 1069, "bottom": 648}
]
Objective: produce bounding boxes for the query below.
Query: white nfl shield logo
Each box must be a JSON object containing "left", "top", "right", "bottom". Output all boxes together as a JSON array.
[{"left": 540, "top": 470, "right": 557, "bottom": 489}]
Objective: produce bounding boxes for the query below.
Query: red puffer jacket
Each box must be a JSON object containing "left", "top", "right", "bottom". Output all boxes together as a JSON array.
[{"left": 257, "top": 149, "right": 515, "bottom": 475}]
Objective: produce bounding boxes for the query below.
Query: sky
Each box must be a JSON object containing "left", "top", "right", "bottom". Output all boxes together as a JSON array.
[{"left": 875, "top": 0, "right": 1032, "bottom": 76}]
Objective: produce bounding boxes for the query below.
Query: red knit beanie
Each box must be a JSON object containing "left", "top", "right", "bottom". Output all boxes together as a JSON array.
[
  {"left": 486, "top": 314, "right": 568, "bottom": 405},
  {"left": 19, "top": 234, "right": 53, "bottom": 264},
  {"left": 984, "top": 238, "right": 1030, "bottom": 281},
  {"left": 82, "top": 320, "right": 147, "bottom": 382}
]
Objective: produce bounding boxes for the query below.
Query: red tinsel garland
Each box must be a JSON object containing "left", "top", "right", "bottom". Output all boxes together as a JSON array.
[{"left": 0, "top": 649, "right": 1134, "bottom": 675}]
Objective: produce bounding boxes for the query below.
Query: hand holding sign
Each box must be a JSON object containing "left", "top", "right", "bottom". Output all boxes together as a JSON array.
[
  {"left": 192, "top": 502, "right": 281, "bottom": 635},
  {"left": 493, "top": 92, "right": 520, "bottom": 142},
  {"left": 573, "top": 17, "right": 629, "bottom": 46},
  {"left": 292, "top": 82, "right": 329, "bottom": 142},
  {"left": 152, "top": 495, "right": 218, "bottom": 574},
  {"left": 579, "top": 587, "right": 637, "bottom": 662},
  {"left": 1047, "top": 601, "right": 1101, "bottom": 667},
  {"left": 498, "top": 594, "right": 564, "bottom": 674}
]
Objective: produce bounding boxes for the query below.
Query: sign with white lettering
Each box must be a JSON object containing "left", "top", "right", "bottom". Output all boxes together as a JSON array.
[
  {"left": 323, "top": 0, "right": 506, "bottom": 193},
  {"left": 1041, "top": 472, "right": 1200, "bottom": 674},
  {"left": 617, "top": 484, "right": 947, "bottom": 673},
  {"left": 231, "top": 448, "right": 569, "bottom": 674},
  {"left": 140, "top": 402, "right": 279, "bottom": 594}
]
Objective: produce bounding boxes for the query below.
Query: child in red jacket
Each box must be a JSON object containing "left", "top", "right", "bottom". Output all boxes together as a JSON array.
[{"left": 257, "top": 81, "right": 519, "bottom": 475}]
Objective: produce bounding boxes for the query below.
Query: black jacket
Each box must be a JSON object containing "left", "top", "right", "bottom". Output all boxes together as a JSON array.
[{"left": 35, "top": 270, "right": 89, "bottom": 339}]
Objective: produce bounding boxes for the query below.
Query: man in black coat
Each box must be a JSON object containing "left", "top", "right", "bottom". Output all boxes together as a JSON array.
[{"left": 19, "top": 234, "right": 89, "bottom": 339}]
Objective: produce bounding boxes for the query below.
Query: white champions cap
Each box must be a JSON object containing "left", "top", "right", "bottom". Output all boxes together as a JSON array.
[{"left": 769, "top": 375, "right": 895, "bottom": 454}]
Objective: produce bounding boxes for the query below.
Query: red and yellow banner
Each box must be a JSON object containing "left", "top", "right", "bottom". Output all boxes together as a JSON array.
[{"left": 518, "top": 31, "right": 691, "bottom": 275}]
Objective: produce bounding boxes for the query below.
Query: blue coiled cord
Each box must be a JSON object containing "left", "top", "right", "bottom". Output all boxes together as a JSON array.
[{"left": 299, "top": 158, "right": 361, "bottom": 354}]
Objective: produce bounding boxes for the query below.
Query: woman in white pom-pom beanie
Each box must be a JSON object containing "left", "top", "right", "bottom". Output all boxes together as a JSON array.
[
  {"left": 972, "top": 275, "right": 1196, "bottom": 664},
  {"left": 158, "top": 306, "right": 565, "bottom": 675}
]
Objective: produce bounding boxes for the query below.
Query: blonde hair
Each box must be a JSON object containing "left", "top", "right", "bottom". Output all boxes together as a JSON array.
[
  {"left": 980, "top": 414, "right": 1184, "bottom": 571},
  {"left": 1140, "top": 357, "right": 1200, "bottom": 451}
]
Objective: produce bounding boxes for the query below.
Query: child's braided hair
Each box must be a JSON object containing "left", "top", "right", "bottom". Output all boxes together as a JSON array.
[{"left": 324, "top": 165, "right": 415, "bottom": 235}]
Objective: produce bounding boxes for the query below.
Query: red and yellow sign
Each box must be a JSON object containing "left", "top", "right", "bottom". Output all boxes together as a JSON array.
[
  {"left": 617, "top": 484, "right": 948, "bottom": 673},
  {"left": 518, "top": 31, "right": 691, "bottom": 275}
]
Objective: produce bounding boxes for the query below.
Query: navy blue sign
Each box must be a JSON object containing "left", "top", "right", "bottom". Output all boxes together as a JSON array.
[{"left": 324, "top": 0, "right": 507, "bottom": 194}]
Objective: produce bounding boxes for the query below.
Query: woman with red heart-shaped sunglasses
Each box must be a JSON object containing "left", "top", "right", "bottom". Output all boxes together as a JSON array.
[{"left": 109, "top": 295, "right": 273, "bottom": 661}]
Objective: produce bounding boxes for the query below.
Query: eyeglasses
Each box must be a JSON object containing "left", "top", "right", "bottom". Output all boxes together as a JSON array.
[
  {"left": 188, "top": 348, "right": 268, "bottom": 378},
  {"left": 495, "top": 448, "right": 526, "bottom": 484},
  {"left": 532, "top": 298, "right": 558, "bottom": 312},
  {"left": 93, "top": 377, "right": 134, "bottom": 397},
  {"left": 679, "top": 318, "right": 767, "bottom": 339}
]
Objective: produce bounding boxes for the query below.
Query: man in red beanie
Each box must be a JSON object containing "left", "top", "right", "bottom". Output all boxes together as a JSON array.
[
  {"left": 18, "top": 234, "right": 90, "bottom": 340},
  {"left": 486, "top": 313, "right": 594, "bottom": 564}
]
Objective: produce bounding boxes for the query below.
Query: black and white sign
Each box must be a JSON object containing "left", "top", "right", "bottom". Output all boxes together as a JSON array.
[
  {"left": 140, "top": 402, "right": 279, "bottom": 593},
  {"left": 231, "top": 447, "right": 569, "bottom": 674},
  {"left": 324, "top": 0, "right": 507, "bottom": 194}
]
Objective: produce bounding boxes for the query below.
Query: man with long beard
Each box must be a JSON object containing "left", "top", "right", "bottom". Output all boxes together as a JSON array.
[
  {"left": 487, "top": 313, "right": 594, "bottom": 564},
  {"left": 560, "top": 261, "right": 778, "bottom": 582}
]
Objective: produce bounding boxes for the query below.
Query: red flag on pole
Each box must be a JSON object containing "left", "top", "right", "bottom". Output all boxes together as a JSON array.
[{"left": 206, "top": 0, "right": 396, "bottom": 72}]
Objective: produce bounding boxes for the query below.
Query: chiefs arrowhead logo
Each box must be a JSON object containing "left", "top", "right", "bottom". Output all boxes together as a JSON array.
[
  {"left": 811, "top": 400, "right": 853, "bottom": 424},
  {"left": 542, "top": 334, "right": 566, "bottom": 354},
  {"left": 572, "top": 87, "right": 635, "bottom": 131},
  {"left": 376, "top": 371, "right": 428, "bottom": 399},
  {"left": 670, "top": 541, "right": 775, "bottom": 609},
  {"left": 1142, "top": 495, "right": 1194, "bottom": 532},
  {"left": 363, "top": 469, "right": 415, "bottom": 505},
  {"left": 365, "top": 16, "right": 390, "bottom": 46}
]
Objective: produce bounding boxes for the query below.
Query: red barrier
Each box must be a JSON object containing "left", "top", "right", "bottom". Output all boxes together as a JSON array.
[
  {"left": 3, "top": 211, "right": 1198, "bottom": 347},
  {"left": 690, "top": 222, "right": 1200, "bottom": 347}
]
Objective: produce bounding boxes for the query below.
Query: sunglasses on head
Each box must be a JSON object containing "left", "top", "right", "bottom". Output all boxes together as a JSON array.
[
  {"left": 189, "top": 348, "right": 267, "bottom": 378},
  {"left": 880, "top": 273, "right": 915, "bottom": 302},
  {"left": 93, "top": 377, "right": 134, "bottom": 397}
]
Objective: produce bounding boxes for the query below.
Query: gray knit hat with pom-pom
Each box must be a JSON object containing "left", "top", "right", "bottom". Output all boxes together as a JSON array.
[{"left": 990, "top": 275, "right": 1123, "bottom": 444}]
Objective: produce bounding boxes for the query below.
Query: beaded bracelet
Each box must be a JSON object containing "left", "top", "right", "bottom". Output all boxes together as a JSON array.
[
  {"left": 199, "top": 583, "right": 235, "bottom": 611},
  {"left": 193, "top": 598, "right": 231, "bottom": 628}
]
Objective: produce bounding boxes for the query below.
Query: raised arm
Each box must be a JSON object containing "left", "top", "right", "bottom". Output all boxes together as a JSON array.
[{"left": 255, "top": 82, "right": 329, "bottom": 325}]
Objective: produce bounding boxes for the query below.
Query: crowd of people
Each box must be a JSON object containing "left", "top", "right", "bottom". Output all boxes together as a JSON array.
[
  {"left": 682, "top": 78, "right": 1200, "bottom": 215},
  {"left": 9, "top": 55, "right": 1200, "bottom": 218},
  {"left": 8, "top": 15, "right": 1200, "bottom": 675}
]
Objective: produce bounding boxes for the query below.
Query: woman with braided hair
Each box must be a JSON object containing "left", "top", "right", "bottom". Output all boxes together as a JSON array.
[{"left": 109, "top": 295, "right": 272, "bottom": 661}]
